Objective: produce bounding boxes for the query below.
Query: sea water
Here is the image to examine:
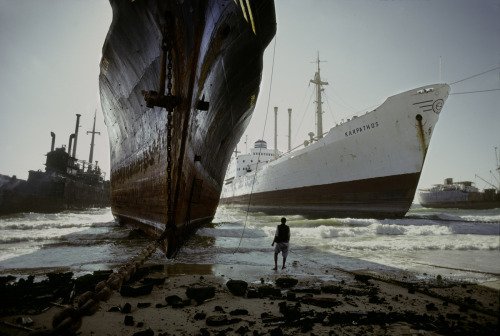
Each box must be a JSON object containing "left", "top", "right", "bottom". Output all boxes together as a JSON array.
[
  {"left": 0, "top": 208, "right": 149, "bottom": 274},
  {"left": 0, "top": 205, "right": 498, "bottom": 283}
]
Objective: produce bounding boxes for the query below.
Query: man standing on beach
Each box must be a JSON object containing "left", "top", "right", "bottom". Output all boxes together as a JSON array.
[{"left": 272, "top": 217, "right": 290, "bottom": 270}]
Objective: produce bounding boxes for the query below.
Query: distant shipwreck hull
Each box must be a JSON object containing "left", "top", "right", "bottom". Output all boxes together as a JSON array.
[
  {"left": 0, "top": 113, "right": 110, "bottom": 216},
  {"left": 221, "top": 84, "right": 450, "bottom": 219},
  {"left": 420, "top": 199, "right": 500, "bottom": 210},
  {"left": 99, "top": 0, "right": 276, "bottom": 253},
  {"left": 0, "top": 174, "right": 109, "bottom": 215},
  {"left": 419, "top": 178, "right": 500, "bottom": 210}
]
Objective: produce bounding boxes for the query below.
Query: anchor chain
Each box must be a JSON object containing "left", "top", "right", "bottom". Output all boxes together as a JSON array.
[
  {"left": 157, "top": 27, "right": 178, "bottom": 258},
  {"left": 166, "top": 43, "right": 174, "bottom": 231},
  {"left": 142, "top": 26, "right": 179, "bottom": 110},
  {"left": 35, "top": 242, "right": 158, "bottom": 336},
  {"left": 40, "top": 23, "right": 179, "bottom": 336}
]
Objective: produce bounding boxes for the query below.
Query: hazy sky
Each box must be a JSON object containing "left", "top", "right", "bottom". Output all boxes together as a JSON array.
[
  {"left": 0, "top": 0, "right": 499, "bottom": 192},
  {"left": 0, "top": 0, "right": 111, "bottom": 179}
]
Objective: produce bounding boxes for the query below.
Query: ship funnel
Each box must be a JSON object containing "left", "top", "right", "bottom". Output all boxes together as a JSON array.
[
  {"left": 50, "top": 132, "right": 56, "bottom": 152},
  {"left": 288, "top": 108, "right": 292, "bottom": 152},
  {"left": 308, "top": 132, "right": 315, "bottom": 142},
  {"left": 68, "top": 134, "right": 75, "bottom": 155},
  {"left": 86, "top": 111, "right": 101, "bottom": 169},
  {"left": 72, "top": 114, "right": 81, "bottom": 158},
  {"left": 274, "top": 106, "right": 278, "bottom": 159}
]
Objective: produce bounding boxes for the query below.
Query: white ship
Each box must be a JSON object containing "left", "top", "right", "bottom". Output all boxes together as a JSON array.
[
  {"left": 220, "top": 56, "right": 450, "bottom": 219},
  {"left": 419, "top": 178, "right": 500, "bottom": 209}
]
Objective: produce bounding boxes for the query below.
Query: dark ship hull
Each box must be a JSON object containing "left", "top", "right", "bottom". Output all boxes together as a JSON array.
[
  {"left": 419, "top": 191, "right": 500, "bottom": 210},
  {"left": 419, "top": 201, "right": 500, "bottom": 210},
  {"left": 0, "top": 114, "right": 110, "bottom": 216},
  {"left": 222, "top": 173, "right": 422, "bottom": 219},
  {"left": 0, "top": 172, "right": 109, "bottom": 215},
  {"left": 99, "top": 0, "right": 276, "bottom": 254}
]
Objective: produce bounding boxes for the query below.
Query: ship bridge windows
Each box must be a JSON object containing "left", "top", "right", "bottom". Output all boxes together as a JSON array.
[{"left": 417, "top": 88, "right": 434, "bottom": 94}]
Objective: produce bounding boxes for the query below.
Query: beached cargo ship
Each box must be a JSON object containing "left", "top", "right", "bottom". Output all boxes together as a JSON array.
[
  {"left": 0, "top": 114, "right": 109, "bottom": 215},
  {"left": 99, "top": 0, "right": 276, "bottom": 255},
  {"left": 419, "top": 149, "right": 500, "bottom": 209},
  {"left": 419, "top": 178, "right": 500, "bottom": 209},
  {"left": 220, "top": 58, "right": 450, "bottom": 219}
]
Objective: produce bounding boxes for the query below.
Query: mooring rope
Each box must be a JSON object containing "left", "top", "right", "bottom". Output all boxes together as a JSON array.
[
  {"left": 234, "top": 35, "right": 278, "bottom": 253},
  {"left": 448, "top": 65, "right": 500, "bottom": 86},
  {"left": 450, "top": 88, "right": 500, "bottom": 95}
]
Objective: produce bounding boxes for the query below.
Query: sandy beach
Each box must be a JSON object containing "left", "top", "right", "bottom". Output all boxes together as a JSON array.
[
  {"left": 1, "top": 206, "right": 499, "bottom": 335},
  {"left": 1, "top": 261, "right": 498, "bottom": 336}
]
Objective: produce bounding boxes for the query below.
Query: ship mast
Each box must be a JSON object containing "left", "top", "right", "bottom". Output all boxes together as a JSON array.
[
  {"left": 310, "top": 52, "right": 328, "bottom": 139},
  {"left": 72, "top": 114, "right": 81, "bottom": 158},
  {"left": 86, "top": 110, "right": 101, "bottom": 170},
  {"left": 496, "top": 146, "right": 500, "bottom": 190},
  {"left": 475, "top": 147, "right": 500, "bottom": 191}
]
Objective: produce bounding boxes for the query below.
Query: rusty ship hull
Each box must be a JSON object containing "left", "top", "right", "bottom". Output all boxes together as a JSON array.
[
  {"left": 0, "top": 114, "right": 110, "bottom": 216},
  {"left": 99, "top": 0, "right": 275, "bottom": 254},
  {"left": 0, "top": 173, "right": 109, "bottom": 215}
]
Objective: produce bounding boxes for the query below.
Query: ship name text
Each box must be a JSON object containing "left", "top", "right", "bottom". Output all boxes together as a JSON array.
[{"left": 345, "top": 122, "right": 380, "bottom": 137}]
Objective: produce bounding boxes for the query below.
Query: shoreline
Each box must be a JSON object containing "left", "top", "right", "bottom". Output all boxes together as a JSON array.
[
  {"left": 1, "top": 262, "right": 498, "bottom": 335},
  {"left": 2, "top": 252, "right": 499, "bottom": 288}
]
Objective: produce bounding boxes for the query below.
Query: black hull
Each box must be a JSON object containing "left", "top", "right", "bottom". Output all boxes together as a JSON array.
[
  {"left": 220, "top": 173, "right": 421, "bottom": 219},
  {"left": 420, "top": 201, "right": 500, "bottom": 210},
  {"left": 0, "top": 177, "right": 109, "bottom": 216},
  {"left": 99, "top": 0, "right": 276, "bottom": 253}
]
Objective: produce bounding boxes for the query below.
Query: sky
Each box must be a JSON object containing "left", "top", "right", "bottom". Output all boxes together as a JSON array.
[
  {"left": 0, "top": 0, "right": 111, "bottom": 179},
  {"left": 0, "top": 0, "right": 499, "bottom": 192}
]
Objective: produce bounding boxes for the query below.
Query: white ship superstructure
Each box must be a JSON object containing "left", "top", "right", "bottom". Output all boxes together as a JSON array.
[
  {"left": 225, "top": 140, "right": 279, "bottom": 182},
  {"left": 220, "top": 56, "right": 450, "bottom": 218}
]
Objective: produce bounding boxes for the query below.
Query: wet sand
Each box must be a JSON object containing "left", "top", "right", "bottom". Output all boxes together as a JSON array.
[{"left": 0, "top": 263, "right": 498, "bottom": 336}]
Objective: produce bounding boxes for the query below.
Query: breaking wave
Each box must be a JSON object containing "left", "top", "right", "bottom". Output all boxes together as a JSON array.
[
  {"left": 0, "top": 236, "right": 52, "bottom": 244},
  {"left": 329, "top": 239, "right": 500, "bottom": 252},
  {"left": 197, "top": 227, "right": 267, "bottom": 239},
  {"left": 0, "top": 220, "right": 116, "bottom": 231}
]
